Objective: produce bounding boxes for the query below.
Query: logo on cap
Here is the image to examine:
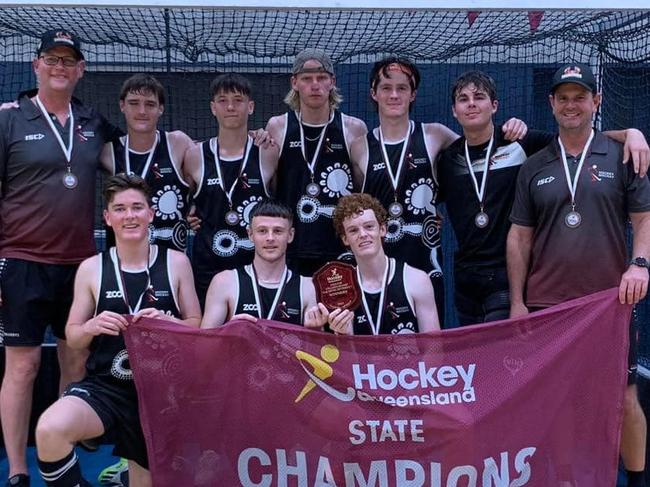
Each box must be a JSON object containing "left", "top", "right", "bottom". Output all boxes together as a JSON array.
[
  {"left": 53, "top": 31, "right": 74, "bottom": 46},
  {"left": 37, "top": 29, "right": 84, "bottom": 59},
  {"left": 561, "top": 66, "right": 583, "bottom": 80}
]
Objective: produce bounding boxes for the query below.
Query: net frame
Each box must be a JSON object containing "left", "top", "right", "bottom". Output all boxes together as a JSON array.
[{"left": 10, "top": 1, "right": 650, "bottom": 9}]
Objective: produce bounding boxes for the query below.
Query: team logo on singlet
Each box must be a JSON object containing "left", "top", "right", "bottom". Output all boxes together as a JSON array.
[
  {"left": 391, "top": 322, "right": 416, "bottom": 334},
  {"left": 152, "top": 184, "right": 184, "bottom": 220},
  {"left": 236, "top": 196, "right": 264, "bottom": 228},
  {"left": 404, "top": 177, "right": 436, "bottom": 216},
  {"left": 319, "top": 162, "right": 353, "bottom": 198},
  {"left": 111, "top": 349, "right": 132, "bottom": 381}
]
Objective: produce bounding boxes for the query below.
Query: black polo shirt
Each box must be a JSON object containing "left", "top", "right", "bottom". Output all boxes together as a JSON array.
[
  {"left": 0, "top": 90, "right": 119, "bottom": 264},
  {"left": 510, "top": 131, "right": 650, "bottom": 307}
]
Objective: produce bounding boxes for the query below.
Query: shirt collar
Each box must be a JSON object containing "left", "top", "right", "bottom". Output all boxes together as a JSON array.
[
  {"left": 18, "top": 89, "right": 93, "bottom": 122},
  {"left": 543, "top": 129, "right": 608, "bottom": 164}
]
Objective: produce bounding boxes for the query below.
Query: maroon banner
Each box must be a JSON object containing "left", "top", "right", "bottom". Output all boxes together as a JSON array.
[{"left": 125, "top": 288, "right": 630, "bottom": 486}]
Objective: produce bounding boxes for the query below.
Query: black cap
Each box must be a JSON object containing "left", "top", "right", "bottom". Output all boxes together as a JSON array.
[
  {"left": 550, "top": 63, "right": 596, "bottom": 93},
  {"left": 36, "top": 29, "right": 84, "bottom": 60}
]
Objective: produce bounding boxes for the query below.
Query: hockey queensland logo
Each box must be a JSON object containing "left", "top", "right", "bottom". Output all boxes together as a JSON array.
[{"left": 294, "top": 344, "right": 477, "bottom": 407}]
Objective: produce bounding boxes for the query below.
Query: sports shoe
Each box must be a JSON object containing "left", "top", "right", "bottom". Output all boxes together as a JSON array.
[
  {"left": 117, "top": 469, "right": 129, "bottom": 487},
  {"left": 5, "top": 474, "right": 29, "bottom": 487},
  {"left": 98, "top": 458, "right": 129, "bottom": 486}
]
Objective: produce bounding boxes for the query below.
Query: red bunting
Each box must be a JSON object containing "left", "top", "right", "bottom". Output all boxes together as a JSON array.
[
  {"left": 528, "top": 11, "right": 545, "bottom": 32},
  {"left": 467, "top": 11, "right": 480, "bottom": 27}
]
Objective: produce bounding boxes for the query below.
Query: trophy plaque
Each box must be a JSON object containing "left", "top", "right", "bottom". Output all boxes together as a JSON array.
[{"left": 313, "top": 261, "right": 362, "bottom": 311}]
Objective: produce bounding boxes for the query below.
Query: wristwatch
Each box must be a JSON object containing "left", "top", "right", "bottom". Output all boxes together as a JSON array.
[{"left": 630, "top": 257, "right": 650, "bottom": 268}]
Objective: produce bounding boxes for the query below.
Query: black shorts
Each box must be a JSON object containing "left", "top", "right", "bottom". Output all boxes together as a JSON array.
[
  {"left": 628, "top": 317, "right": 639, "bottom": 385},
  {"left": 64, "top": 377, "right": 148, "bottom": 469},
  {"left": 454, "top": 266, "right": 510, "bottom": 327},
  {"left": 193, "top": 267, "right": 213, "bottom": 311},
  {"left": 0, "top": 258, "right": 77, "bottom": 346},
  {"left": 430, "top": 274, "right": 446, "bottom": 329}
]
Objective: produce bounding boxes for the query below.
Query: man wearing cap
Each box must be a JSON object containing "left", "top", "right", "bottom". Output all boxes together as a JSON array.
[
  {"left": 508, "top": 63, "right": 649, "bottom": 487},
  {"left": 0, "top": 29, "right": 119, "bottom": 486},
  {"left": 438, "top": 70, "right": 649, "bottom": 327},
  {"left": 266, "top": 48, "right": 367, "bottom": 276}
]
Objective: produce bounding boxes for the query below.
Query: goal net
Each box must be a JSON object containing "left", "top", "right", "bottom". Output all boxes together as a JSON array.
[{"left": 1, "top": 6, "right": 649, "bottom": 343}]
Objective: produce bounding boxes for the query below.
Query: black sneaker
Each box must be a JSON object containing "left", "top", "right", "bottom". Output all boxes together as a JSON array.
[{"left": 6, "top": 474, "right": 29, "bottom": 487}]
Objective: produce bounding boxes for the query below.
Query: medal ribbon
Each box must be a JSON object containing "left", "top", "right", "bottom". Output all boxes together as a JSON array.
[
  {"left": 111, "top": 245, "right": 153, "bottom": 315},
  {"left": 558, "top": 129, "right": 595, "bottom": 211},
  {"left": 211, "top": 135, "right": 253, "bottom": 209},
  {"left": 464, "top": 132, "right": 495, "bottom": 212},
  {"left": 250, "top": 264, "right": 290, "bottom": 320},
  {"left": 378, "top": 120, "right": 414, "bottom": 200},
  {"left": 35, "top": 95, "right": 74, "bottom": 166},
  {"left": 357, "top": 257, "right": 391, "bottom": 336},
  {"left": 297, "top": 110, "right": 334, "bottom": 182},
  {"left": 124, "top": 131, "right": 160, "bottom": 178}
]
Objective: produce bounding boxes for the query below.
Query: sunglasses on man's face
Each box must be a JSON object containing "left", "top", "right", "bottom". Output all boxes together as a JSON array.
[{"left": 39, "top": 55, "right": 78, "bottom": 67}]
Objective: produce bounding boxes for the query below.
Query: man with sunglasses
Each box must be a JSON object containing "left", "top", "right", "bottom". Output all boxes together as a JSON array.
[{"left": 0, "top": 29, "right": 119, "bottom": 487}]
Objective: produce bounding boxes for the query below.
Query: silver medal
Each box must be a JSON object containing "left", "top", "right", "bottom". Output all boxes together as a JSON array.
[
  {"left": 379, "top": 121, "right": 413, "bottom": 223},
  {"left": 35, "top": 97, "right": 78, "bottom": 191},
  {"left": 558, "top": 131, "right": 594, "bottom": 232},
  {"left": 298, "top": 111, "right": 333, "bottom": 197},
  {"left": 212, "top": 136, "right": 253, "bottom": 227},
  {"left": 62, "top": 171, "right": 78, "bottom": 189},
  {"left": 306, "top": 182, "right": 321, "bottom": 197},
  {"left": 475, "top": 211, "right": 489, "bottom": 228},
  {"left": 565, "top": 211, "right": 582, "bottom": 228},
  {"left": 464, "top": 134, "right": 495, "bottom": 233},
  {"left": 388, "top": 201, "right": 403, "bottom": 218},
  {"left": 225, "top": 210, "right": 240, "bottom": 226}
]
